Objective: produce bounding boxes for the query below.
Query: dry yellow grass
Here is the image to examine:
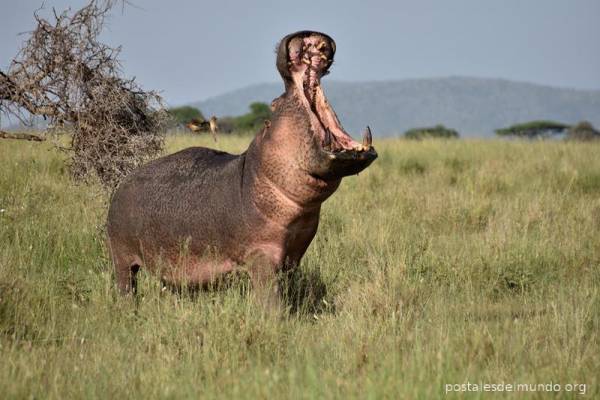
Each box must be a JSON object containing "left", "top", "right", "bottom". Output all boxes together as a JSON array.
[{"left": 0, "top": 133, "right": 598, "bottom": 398}]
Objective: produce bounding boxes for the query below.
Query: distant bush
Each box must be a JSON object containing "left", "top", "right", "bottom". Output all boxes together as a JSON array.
[
  {"left": 168, "top": 106, "right": 204, "bottom": 126},
  {"left": 495, "top": 120, "right": 569, "bottom": 138},
  {"left": 404, "top": 124, "right": 459, "bottom": 140},
  {"left": 232, "top": 102, "right": 272, "bottom": 131},
  {"left": 181, "top": 102, "right": 272, "bottom": 135},
  {"left": 216, "top": 117, "right": 236, "bottom": 134},
  {"left": 566, "top": 121, "right": 600, "bottom": 141}
]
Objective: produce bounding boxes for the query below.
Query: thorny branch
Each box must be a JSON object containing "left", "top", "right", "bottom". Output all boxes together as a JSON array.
[{"left": 0, "top": 0, "right": 167, "bottom": 189}]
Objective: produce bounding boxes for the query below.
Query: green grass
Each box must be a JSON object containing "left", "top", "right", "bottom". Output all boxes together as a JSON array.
[{"left": 1, "top": 134, "right": 599, "bottom": 399}]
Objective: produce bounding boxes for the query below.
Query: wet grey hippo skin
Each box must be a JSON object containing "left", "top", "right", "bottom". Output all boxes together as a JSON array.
[{"left": 106, "top": 31, "right": 377, "bottom": 305}]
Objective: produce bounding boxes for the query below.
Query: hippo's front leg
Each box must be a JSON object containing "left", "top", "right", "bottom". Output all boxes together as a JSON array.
[{"left": 245, "top": 246, "right": 287, "bottom": 311}]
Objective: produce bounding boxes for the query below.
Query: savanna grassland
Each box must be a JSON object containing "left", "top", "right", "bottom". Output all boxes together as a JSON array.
[{"left": 0, "top": 134, "right": 599, "bottom": 399}]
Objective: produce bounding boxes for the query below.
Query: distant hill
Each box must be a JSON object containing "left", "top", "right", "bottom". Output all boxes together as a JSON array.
[{"left": 190, "top": 77, "right": 600, "bottom": 137}]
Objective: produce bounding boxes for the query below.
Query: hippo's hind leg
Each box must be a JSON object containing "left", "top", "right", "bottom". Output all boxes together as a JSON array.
[
  {"left": 115, "top": 261, "right": 140, "bottom": 295},
  {"left": 109, "top": 241, "right": 142, "bottom": 295}
]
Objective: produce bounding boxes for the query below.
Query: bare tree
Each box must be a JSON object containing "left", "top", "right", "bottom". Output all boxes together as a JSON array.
[{"left": 0, "top": 0, "right": 167, "bottom": 189}]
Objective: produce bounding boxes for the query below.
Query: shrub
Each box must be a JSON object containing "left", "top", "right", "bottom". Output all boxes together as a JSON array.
[
  {"left": 232, "top": 102, "right": 272, "bottom": 131},
  {"left": 404, "top": 124, "right": 459, "bottom": 140},
  {"left": 495, "top": 120, "right": 569, "bottom": 138},
  {"left": 168, "top": 106, "right": 204, "bottom": 127},
  {"left": 566, "top": 121, "right": 600, "bottom": 141}
]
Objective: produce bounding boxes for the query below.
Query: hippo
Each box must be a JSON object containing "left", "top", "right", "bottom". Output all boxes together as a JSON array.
[{"left": 106, "top": 31, "right": 377, "bottom": 307}]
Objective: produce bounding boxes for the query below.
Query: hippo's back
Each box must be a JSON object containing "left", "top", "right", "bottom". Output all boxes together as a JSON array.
[{"left": 107, "top": 146, "right": 249, "bottom": 259}]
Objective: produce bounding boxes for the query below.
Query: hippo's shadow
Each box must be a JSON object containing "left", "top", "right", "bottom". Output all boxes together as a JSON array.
[
  {"left": 279, "top": 267, "right": 332, "bottom": 315},
  {"left": 159, "top": 272, "right": 250, "bottom": 301},
  {"left": 159, "top": 267, "right": 332, "bottom": 315}
]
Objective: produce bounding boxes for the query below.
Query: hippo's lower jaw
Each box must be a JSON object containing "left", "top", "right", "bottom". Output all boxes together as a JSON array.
[
  {"left": 316, "top": 143, "right": 378, "bottom": 180},
  {"left": 280, "top": 31, "right": 378, "bottom": 180},
  {"left": 311, "top": 119, "right": 378, "bottom": 180}
]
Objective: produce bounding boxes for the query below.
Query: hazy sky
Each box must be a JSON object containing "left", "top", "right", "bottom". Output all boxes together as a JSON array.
[{"left": 1, "top": 0, "right": 599, "bottom": 106}]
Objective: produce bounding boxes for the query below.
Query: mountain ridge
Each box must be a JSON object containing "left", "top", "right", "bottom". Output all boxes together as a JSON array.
[{"left": 190, "top": 77, "right": 600, "bottom": 137}]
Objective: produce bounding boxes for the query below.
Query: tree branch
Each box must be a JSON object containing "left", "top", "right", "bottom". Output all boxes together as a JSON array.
[{"left": 0, "top": 130, "right": 46, "bottom": 141}]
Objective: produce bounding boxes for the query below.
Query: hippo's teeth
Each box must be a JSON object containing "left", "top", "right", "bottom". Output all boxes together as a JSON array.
[
  {"left": 320, "top": 54, "right": 328, "bottom": 61},
  {"left": 362, "top": 126, "right": 373, "bottom": 148},
  {"left": 302, "top": 58, "right": 311, "bottom": 65},
  {"left": 317, "top": 41, "right": 327, "bottom": 50}
]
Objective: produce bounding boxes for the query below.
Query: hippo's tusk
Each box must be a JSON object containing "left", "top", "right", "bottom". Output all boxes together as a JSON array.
[
  {"left": 362, "top": 126, "right": 373, "bottom": 148},
  {"left": 324, "top": 128, "right": 332, "bottom": 149}
]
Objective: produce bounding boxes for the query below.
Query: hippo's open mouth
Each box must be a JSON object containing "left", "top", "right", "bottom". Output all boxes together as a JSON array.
[{"left": 282, "top": 32, "right": 377, "bottom": 169}]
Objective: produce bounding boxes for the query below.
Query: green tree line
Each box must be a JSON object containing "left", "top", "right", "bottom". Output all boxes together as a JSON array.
[{"left": 169, "top": 102, "right": 272, "bottom": 133}]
